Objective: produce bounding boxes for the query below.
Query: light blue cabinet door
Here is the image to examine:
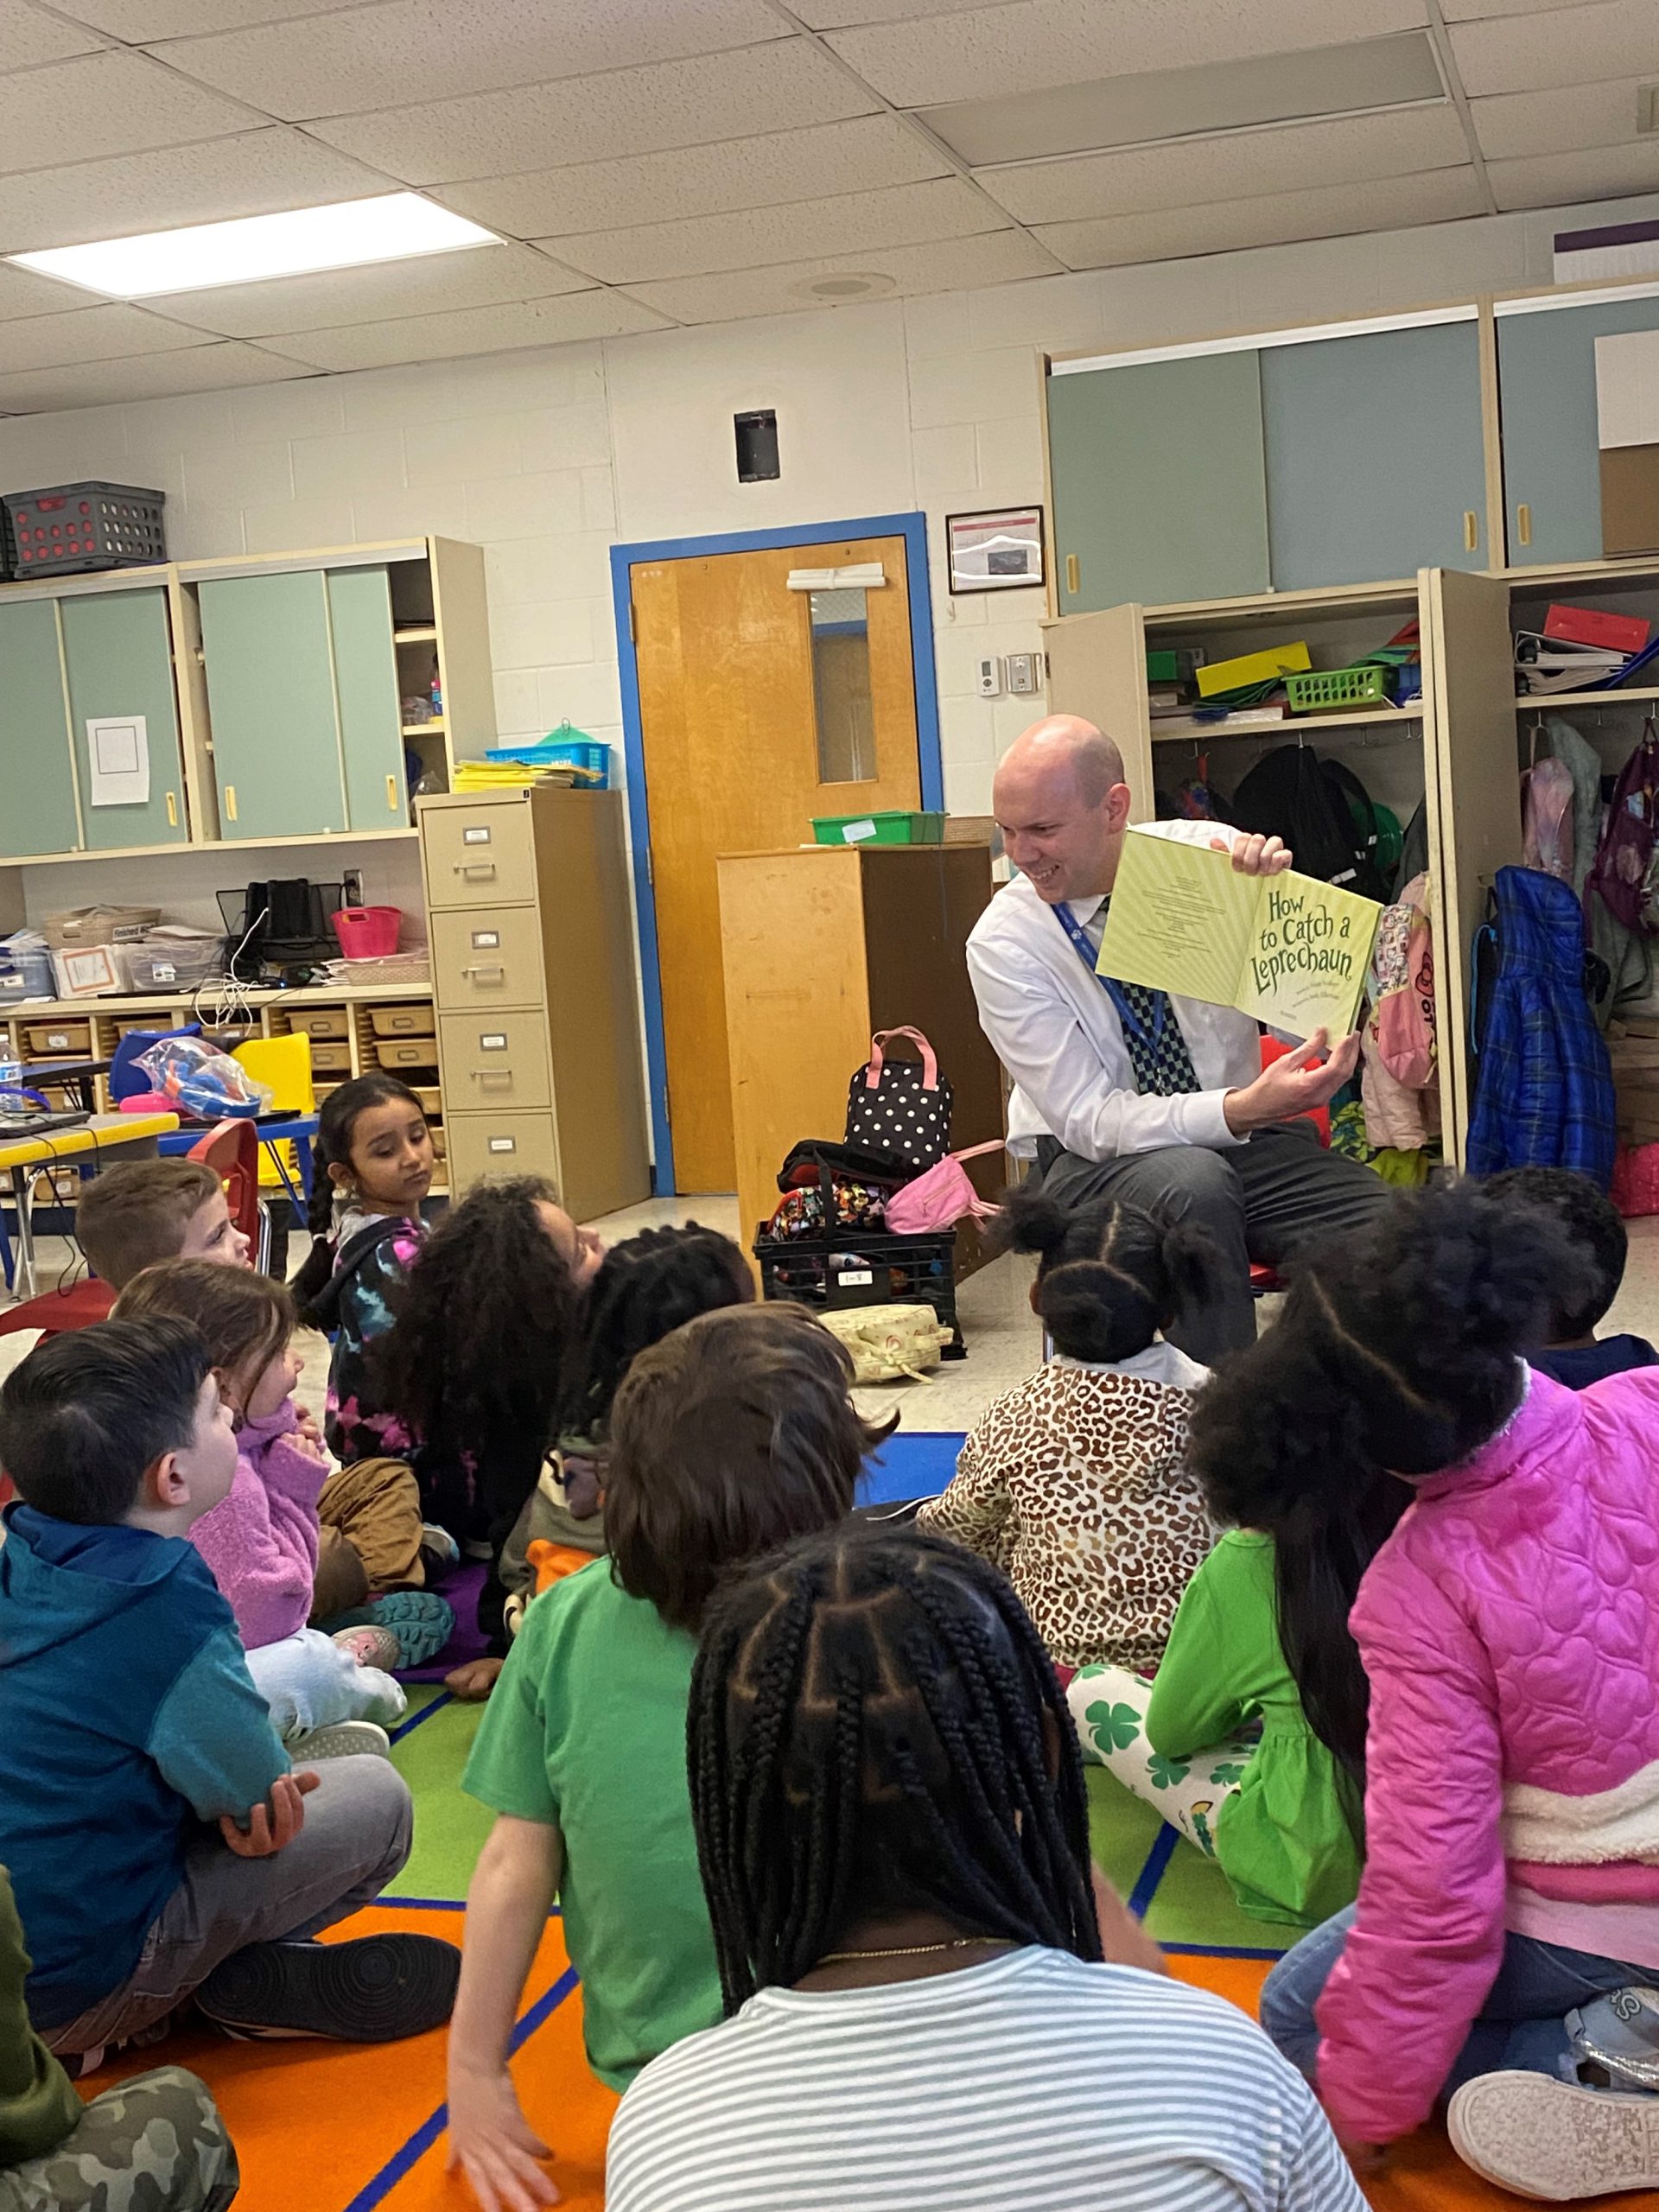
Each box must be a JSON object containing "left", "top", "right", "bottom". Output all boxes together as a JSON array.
[
  {"left": 198, "top": 571, "right": 346, "bottom": 840},
  {"left": 0, "top": 599, "right": 79, "bottom": 858},
  {"left": 1497, "top": 296, "right": 1659, "bottom": 566},
  {"left": 1262, "top": 321, "right": 1488, "bottom": 588},
  {"left": 1048, "top": 350, "right": 1271, "bottom": 611},
  {"left": 60, "top": 588, "right": 188, "bottom": 849},
  {"left": 326, "top": 567, "right": 408, "bottom": 833}
]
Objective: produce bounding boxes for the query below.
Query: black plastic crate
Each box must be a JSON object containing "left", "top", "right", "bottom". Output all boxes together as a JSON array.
[
  {"left": 753, "top": 1225, "right": 966, "bottom": 1357},
  {"left": 3, "top": 481, "right": 166, "bottom": 575}
]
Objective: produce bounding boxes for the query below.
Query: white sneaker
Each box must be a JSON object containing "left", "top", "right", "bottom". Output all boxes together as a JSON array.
[
  {"left": 1449, "top": 2069, "right": 1659, "bottom": 2201},
  {"left": 285, "top": 1720, "right": 391, "bottom": 1763}
]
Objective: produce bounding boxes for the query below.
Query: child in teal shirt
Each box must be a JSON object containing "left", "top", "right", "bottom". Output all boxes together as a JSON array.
[{"left": 448, "top": 1305, "right": 892, "bottom": 2212}]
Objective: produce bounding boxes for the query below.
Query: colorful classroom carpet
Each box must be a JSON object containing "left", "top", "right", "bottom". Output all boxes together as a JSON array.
[{"left": 94, "top": 1692, "right": 1659, "bottom": 2210}]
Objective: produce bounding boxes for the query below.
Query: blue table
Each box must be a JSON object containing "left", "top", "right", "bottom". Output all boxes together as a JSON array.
[{"left": 157, "top": 1112, "right": 319, "bottom": 1218}]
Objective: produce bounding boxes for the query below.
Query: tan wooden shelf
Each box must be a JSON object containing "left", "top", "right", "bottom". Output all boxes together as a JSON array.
[
  {"left": 1513, "top": 687, "right": 1659, "bottom": 713},
  {"left": 1151, "top": 706, "right": 1422, "bottom": 742}
]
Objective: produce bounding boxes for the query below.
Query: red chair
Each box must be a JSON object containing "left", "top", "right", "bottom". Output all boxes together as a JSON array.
[
  {"left": 1249, "top": 1036, "right": 1332, "bottom": 1298},
  {"left": 188, "top": 1119, "right": 269, "bottom": 1272},
  {"left": 0, "top": 1276, "right": 115, "bottom": 1340}
]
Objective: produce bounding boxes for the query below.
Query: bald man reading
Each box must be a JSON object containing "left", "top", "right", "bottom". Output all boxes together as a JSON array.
[{"left": 967, "top": 716, "right": 1390, "bottom": 1361}]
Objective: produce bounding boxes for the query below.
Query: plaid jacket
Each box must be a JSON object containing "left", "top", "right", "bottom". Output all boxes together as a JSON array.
[{"left": 1466, "top": 866, "right": 1615, "bottom": 1187}]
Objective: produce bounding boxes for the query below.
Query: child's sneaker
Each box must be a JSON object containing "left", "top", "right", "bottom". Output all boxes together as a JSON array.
[
  {"left": 1448, "top": 2069, "right": 1659, "bottom": 2200},
  {"left": 332, "top": 1624, "right": 402, "bottom": 1672},
  {"left": 365, "top": 1590, "right": 454, "bottom": 1666},
  {"left": 285, "top": 1719, "right": 391, "bottom": 1762},
  {"left": 195, "top": 1932, "right": 460, "bottom": 2043},
  {"left": 419, "top": 1522, "right": 460, "bottom": 1572}
]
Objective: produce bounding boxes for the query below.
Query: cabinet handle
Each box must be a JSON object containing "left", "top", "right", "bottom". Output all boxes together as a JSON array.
[
  {"left": 1517, "top": 502, "right": 1533, "bottom": 548},
  {"left": 463, "top": 963, "right": 505, "bottom": 984},
  {"left": 165, "top": 791, "right": 178, "bottom": 827},
  {"left": 225, "top": 785, "right": 238, "bottom": 823},
  {"left": 1463, "top": 510, "right": 1478, "bottom": 553},
  {"left": 386, "top": 774, "right": 398, "bottom": 811},
  {"left": 1065, "top": 552, "right": 1079, "bottom": 595},
  {"left": 454, "top": 861, "right": 497, "bottom": 880},
  {"left": 470, "top": 1069, "right": 512, "bottom": 1086}
]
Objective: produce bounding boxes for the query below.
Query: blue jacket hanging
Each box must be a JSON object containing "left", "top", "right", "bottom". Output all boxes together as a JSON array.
[{"left": 1466, "top": 865, "right": 1615, "bottom": 1188}]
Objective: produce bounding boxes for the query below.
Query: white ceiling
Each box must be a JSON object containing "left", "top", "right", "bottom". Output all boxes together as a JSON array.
[{"left": 0, "top": 0, "right": 1654, "bottom": 410}]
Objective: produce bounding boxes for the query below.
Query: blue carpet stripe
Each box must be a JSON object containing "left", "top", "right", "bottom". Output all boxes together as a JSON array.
[
  {"left": 1124, "top": 1821, "right": 1180, "bottom": 1919},
  {"left": 389, "top": 1691, "right": 452, "bottom": 1743},
  {"left": 1160, "top": 1941, "right": 1290, "bottom": 1961},
  {"left": 340, "top": 1967, "right": 580, "bottom": 2212}
]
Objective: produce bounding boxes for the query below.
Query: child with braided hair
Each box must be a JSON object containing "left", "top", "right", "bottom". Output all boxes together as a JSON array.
[
  {"left": 918, "top": 1185, "right": 1220, "bottom": 1669},
  {"left": 447, "top": 1304, "right": 890, "bottom": 2212},
  {"left": 602, "top": 1523, "right": 1365, "bottom": 2212}
]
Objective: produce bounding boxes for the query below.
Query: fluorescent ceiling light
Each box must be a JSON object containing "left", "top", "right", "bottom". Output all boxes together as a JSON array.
[{"left": 9, "top": 193, "right": 499, "bottom": 300}]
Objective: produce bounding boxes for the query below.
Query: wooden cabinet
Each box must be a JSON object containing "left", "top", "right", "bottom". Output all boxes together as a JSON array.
[
  {"left": 0, "top": 599, "right": 78, "bottom": 859},
  {"left": 1049, "top": 350, "right": 1270, "bottom": 613},
  {"left": 1260, "top": 320, "right": 1488, "bottom": 588},
  {"left": 717, "top": 843, "right": 1004, "bottom": 1262},
  {"left": 418, "top": 785, "right": 650, "bottom": 1222},
  {"left": 60, "top": 588, "right": 189, "bottom": 849},
  {"left": 1497, "top": 294, "right": 1659, "bottom": 567}
]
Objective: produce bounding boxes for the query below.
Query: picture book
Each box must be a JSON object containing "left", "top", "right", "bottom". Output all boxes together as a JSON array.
[{"left": 1095, "top": 828, "right": 1382, "bottom": 1040}]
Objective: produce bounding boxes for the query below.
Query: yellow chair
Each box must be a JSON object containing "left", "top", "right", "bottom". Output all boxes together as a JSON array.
[{"left": 233, "top": 1033, "right": 317, "bottom": 1192}]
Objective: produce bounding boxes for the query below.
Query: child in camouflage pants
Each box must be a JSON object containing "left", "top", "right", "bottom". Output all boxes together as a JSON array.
[{"left": 2, "top": 1871, "right": 235, "bottom": 2212}]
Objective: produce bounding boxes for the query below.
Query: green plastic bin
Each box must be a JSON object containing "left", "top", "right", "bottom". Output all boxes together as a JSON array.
[
  {"left": 810, "top": 810, "right": 945, "bottom": 846},
  {"left": 1284, "top": 664, "right": 1391, "bottom": 715}
]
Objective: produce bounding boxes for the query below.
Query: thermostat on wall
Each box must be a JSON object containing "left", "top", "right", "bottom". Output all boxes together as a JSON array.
[{"left": 976, "top": 655, "right": 1003, "bottom": 697}]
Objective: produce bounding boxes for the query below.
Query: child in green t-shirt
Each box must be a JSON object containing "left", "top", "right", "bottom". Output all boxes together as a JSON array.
[{"left": 447, "top": 1303, "right": 893, "bottom": 2212}]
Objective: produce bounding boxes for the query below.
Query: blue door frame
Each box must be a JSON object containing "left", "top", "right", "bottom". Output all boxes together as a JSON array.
[{"left": 609, "top": 511, "right": 944, "bottom": 1194}]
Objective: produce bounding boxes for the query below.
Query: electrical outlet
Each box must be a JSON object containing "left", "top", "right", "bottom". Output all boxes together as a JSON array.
[
  {"left": 1006, "top": 652, "right": 1039, "bottom": 695},
  {"left": 976, "top": 655, "right": 1003, "bottom": 698}
]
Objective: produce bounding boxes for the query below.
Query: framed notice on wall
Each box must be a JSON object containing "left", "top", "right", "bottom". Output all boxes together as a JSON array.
[{"left": 946, "top": 506, "right": 1046, "bottom": 594}]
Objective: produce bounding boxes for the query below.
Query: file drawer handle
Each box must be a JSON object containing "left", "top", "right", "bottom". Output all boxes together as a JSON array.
[
  {"left": 471, "top": 1069, "right": 513, "bottom": 1087},
  {"left": 463, "top": 963, "right": 505, "bottom": 984},
  {"left": 454, "top": 861, "right": 497, "bottom": 880}
]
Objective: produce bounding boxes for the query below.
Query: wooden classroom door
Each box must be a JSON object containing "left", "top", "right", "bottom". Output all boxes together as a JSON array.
[{"left": 630, "top": 533, "right": 922, "bottom": 1192}]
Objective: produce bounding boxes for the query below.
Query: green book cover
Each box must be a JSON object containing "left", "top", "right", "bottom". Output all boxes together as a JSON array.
[{"left": 1095, "top": 829, "right": 1382, "bottom": 1041}]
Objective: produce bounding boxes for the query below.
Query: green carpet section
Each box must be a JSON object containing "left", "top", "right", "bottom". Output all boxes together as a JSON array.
[
  {"left": 1084, "top": 1766, "right": 1303, "bottom": 1954},
  {"left": 387, "top": 1694, "right": 494, "bottom": 1901}
]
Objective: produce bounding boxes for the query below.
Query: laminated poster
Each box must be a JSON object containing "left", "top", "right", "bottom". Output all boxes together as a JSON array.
[{"left": 1095, "top": 828, "right": 1381, "bottom": 1041}]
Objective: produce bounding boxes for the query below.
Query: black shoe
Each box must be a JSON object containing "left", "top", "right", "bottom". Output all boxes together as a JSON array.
[{"left": 195, "top": 1933, "right": 460, "bottom": 2043}]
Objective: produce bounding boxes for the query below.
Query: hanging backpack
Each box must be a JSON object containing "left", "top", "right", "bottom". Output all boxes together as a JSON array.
[
  {"left": 1585, "top": 720, "right": 1659, "bottom": 938},
  {"left": 1229, "top": 744, "right": 1387, "bottom": 902},
  {"left": 845, "top": 1028, "right": 952, "bottom": 1174},
  {"left": 1319, "top": 755, "right": 1394, "bottom": 900},
  {"left": 1466, "top": 865, "right": 1615, "bottom": 1189}
]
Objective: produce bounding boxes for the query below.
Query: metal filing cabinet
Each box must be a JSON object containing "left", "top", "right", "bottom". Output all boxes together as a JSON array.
[{"left": 417, "top": 784, "right": 651, "bottom": 1221}]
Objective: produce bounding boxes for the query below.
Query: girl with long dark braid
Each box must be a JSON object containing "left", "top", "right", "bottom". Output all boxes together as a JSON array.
[{"left": 603, "top": 1523, "right": 1364, "bottom": 2212}]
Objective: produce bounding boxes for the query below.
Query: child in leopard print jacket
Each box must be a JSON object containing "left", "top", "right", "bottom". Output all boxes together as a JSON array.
[{"left": 917, "top": 1187, "right": 1218, "bottom": 1670}]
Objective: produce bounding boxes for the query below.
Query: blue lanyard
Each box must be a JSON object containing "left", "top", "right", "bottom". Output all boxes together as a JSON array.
[{"left": 1052, "top": 900, "right": 1166, "bottom": 1056}]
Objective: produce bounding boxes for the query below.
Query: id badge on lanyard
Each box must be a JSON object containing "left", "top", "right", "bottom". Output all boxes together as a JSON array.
[{"left": 1052, "top": 900, "right": 1166, "bottom": 1057}]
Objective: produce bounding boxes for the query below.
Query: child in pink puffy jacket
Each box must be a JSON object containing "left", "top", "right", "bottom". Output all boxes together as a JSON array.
[
  {"left": 117, "top": 1261, "right": 405, "bottom": 1759},
  {"left": 1191, "top": 1185, "right": 1659, "bottom": 2204}
]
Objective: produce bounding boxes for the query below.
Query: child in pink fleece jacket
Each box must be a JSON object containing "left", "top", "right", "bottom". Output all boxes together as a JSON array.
[
  {"left": 117, "top": 1262, "right": 404, "bottom": 1757},
  {"left": 1192, "top": 1185, "right": 1659, "bottom": 2205}
]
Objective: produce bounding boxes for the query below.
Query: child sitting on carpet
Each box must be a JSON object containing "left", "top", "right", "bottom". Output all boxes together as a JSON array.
[
  {"left": 115, "top": 1262, "right": 413, "bottom": 1755},
  {"left": 499, "top": 1223, "right": 753, "bottom": 1616},
  {"left": 917, "top": 1188, "right": 1217, "bottom": 1669},
  {"left": 602, "top": 1522, "right": 1364, "bottom": 2212},
  {"left": 447, "top": 1304, "right": 890, "bottom": 2212},
  {"left": 1479, "top": 1165, "right": 1658, "bottom": 1389},
  {"left": 371, "top": 1178, "right": 604, "bottom": 1700},
  {"left": 1204, "top": 1186, "right": 1659, "bottom": 2202},
  {"left": 0, "top": 1318, "right": 454, "bottom": 2062},
  {"left": 78, "top": 1156, "right": 252, "bottom": 1299}
]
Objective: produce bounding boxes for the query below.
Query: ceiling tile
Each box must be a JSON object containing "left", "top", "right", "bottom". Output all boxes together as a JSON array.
[
  {"left": 0, "top": 129, "right": 393, "bottom": 256},
  {"left": 823, "top": 0, "right": 1428, "bottom": 109},
  {"left": 1487, "top": 140, "right": 1659, "bottom": 209},
  {"left": 1036, "top": 168, "right": 1485, "bottom": 270},
  {"left": 435, "top": 114, "right": 950, "bottom": 235},
  {"left": 0, "top": 340, "right": 308, "bottom": 415},
  {"left": 0, "top": 51, "right": 256, "bottom": 179},
  {"left": 58, "top": 0, "right": 445, "bottom": 35},
  {"left": 0, "top": 0, "right": 103, "bottom": 67},
  {"left": 1440, "top": 0, "right": 1612, "bottom": 16},
  {"left": 541, "top": 179, "right": 1007, "bottom": 285},
  {"left": 257, "top": 290, "right": 672, "bottom": 372},
  {"left": 141, "top": 243, "right": 591, "bottom": 338},
  {"left": 0, "top": 302, "right": 207, "bottom": 372},
  {"left": 1449, "top": 0, "right": 1659, "bottom": 96},
  {"left": 148, "top": 0, "right": 788, "bottom": 123},
  {"left": 623, "top": 230, "right": 1064, "bottom": 322},
  {"left": 1471, "top": 77, "right": 1640, "bottom": 161},
  {"left": 308, "top": 41, "right": 879, "bottom": 185},
  {"left": 979, "top": 106, "right": 1468, "bottom": 224},
  {"left": 798, "top": 0, "right": 1020, "bottom": 20},
  {"left": 0, "top": 260, "right": 99, "bottom": 318}
]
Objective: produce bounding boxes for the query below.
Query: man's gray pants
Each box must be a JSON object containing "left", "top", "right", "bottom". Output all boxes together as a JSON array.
[{"left": 1034, "top": 1122, "right": 1393, "bottom": 1364}]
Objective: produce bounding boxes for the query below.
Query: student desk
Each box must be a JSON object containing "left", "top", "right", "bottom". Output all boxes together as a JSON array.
[{"left": 0, "top": 1111, "right": 179, "bottom": 1302}]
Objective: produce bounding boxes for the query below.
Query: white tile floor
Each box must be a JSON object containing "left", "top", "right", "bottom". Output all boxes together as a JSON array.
[{"left": 9, "top": 1199, "right": 1659, "bottom": 1437}]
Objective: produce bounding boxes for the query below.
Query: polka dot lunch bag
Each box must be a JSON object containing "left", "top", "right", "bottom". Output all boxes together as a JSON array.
[{"left": 844, "top": 1027, "right": 952, "bottom": 1175}]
